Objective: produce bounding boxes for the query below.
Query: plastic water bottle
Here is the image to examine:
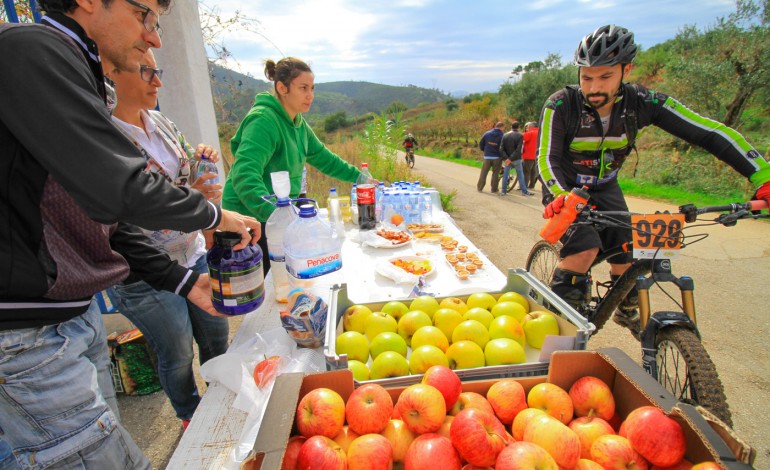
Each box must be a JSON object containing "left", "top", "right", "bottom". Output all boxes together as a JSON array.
[
  {"left": 284, "top": 203, "right": 343, "bottom": 297},
  {"left": 265, "top": 196, "right": 298, "bottom": 303},
  {"left": 326, "top": 187, "right": 345, "bottom": 239},
  {"left": 420, "top": 191, "right": 433, "bottom": 224},
  {"left": 350, "top": 184, "right": 359, "bottom": 225},
  {"left": 375, "top": 182, "right": 384, "bottom": 223},
  {"left": 408, "top": 191, "right": 421, "bottom": 223},
  {"left": 196, "top": 155, "right": 219, "bottom": 184},
  {"left": 356, "top": 163, "right": 377, "bottom": 230}
]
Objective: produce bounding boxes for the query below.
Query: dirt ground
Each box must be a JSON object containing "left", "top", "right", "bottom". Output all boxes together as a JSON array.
[{"left": 115, "top": 154, "right": 769, "bottom": 469}]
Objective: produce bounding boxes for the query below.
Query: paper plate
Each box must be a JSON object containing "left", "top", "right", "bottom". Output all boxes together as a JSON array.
[{"left": 388, "top": 255, "right": 435, "bottom": 277}]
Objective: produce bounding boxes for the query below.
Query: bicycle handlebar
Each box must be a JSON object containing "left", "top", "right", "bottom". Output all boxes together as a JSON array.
[{"left": 574, "top": 200, "right": 768, "bottom": 228}]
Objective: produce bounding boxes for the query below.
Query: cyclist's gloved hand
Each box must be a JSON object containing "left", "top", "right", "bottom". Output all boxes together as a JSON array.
[
  {"left": 755, "top": 181, "right": 770, "bottom": 208},
  {"left": 543, "top": 194, "right": 567, "bottom": 219}
]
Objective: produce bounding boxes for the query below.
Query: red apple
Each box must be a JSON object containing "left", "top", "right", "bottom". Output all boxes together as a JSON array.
[
  {"left": 296, "top": 435, "right": 347, "bottom": 470},
  {"left": 486, "top": 379, "right": 527, "bottom": 425},
  {"left": 575, "top": 458, "right": 605, "bottom": 469},
  {"left": 607, "top": 412, "right": 623, "bottom": 432},
  {"left": 333, "top": 425, "right": 360, "bottom": 453},
  {"left": 522, "top": 414, "right": 581, "bottom": 470},
  {"left": 462, "top": 466, "right": 493, "bottom": 470},
  {"left": 450, "top": 408, "right": 508, "bottom": 467},
  {"left": 690, "top": 463, "right": 720, "bottom": 470},
  {"left": 527, "top": 382, "right": 574, "bottom": 424},
  {"left": 396, "top": 383, "right": 447, "bottom": 434},
  {"left": 511, "top": 407, "right": 546, "bottom": 441},
  {"left": 296, "top": 388, "right": 346, "bottom": 438},
  {"left": 590, "top": 434, "right": 649, "bottom": 470},
  {"left": 404, "top": 433, "right": 462, "bottom": 470},
  {"left": 622, "top": 406, "right": 686, "bottom": 467},
  {"left": 345, "top": 383, "right": 394, "bottom": 435},
  {"left": 450, "top": 391, "right": 495, "bottom": 416},
  {"left": 569, "top": 376, "right": 616, "bottom": 420},
  {"left": 381, "top": 419, "right": 416, "bottom": 463},
  {"left": 653, "top": 459, "right": 693, "bottom": 470},
  {"left": 495, "top": 441, "right": 558, "bottom": 470},
  {"left": 346, "top": 433, "right": 393, "bottom": 470},
  {"left": 422, "top": 365, "right": 462, "bottom": 411},
  {"left": 436, "top": 415, "right": 454, "bottom": 439},
  {"left": 280, "top": 435, "right": 306, "bottom": 470},
  {"left": 569, "top": 415, "right": 615, "bottom": 459}
]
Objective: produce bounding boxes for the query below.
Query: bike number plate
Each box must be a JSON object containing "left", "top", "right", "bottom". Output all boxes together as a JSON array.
[{"left": 631, "top": 214, "right": 685, "bottom": 259}]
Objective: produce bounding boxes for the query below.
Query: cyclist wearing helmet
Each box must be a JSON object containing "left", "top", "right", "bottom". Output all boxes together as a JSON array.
[
  {"left": 537, "top": 24, "right": 770, "bottom": 335},
  {"left": 402, "top": 133, "right": 418, "bottom": 151}
]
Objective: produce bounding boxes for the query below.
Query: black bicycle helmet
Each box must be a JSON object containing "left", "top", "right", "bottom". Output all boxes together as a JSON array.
[{"left": 574, "top": 25, "right": 637, "bottom": 67}]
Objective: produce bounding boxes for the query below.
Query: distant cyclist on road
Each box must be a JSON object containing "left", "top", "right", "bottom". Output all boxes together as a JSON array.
[
  {"left": 537, "top": 24, "right": 770, "bottom": 336},
  {"left": 402, "top": 133, "right": 418, "bottom": 166}
]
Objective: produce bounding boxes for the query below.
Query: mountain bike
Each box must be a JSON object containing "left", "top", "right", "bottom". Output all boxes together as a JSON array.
[
  {"left": 525, "top": 199, "right": 768, "bottom": 426},
  {"left": 404, "top": 147, "right": 415, "bottom": 168}
]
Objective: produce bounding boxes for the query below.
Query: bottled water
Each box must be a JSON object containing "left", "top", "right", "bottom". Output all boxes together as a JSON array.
[
  {"left": 265, "top": 196, "right": 297, "bottom": 303},
  {"left": 375, "top": 182, "right": 385, "bottom": 223},
  {"left": 283, "top": 203, "right": 343, "bottom": 298},
  {"left": 420, "top": 190, "right": 433, "bottom": 224},
  {"left": 408, "top": 191, "right": 421, "bottom": 223},
  {"left": 350, "top": 184, "right": 359, "bottom": 225},
  {"left": 196, "top": 156, "right": 219, "bottom": 184}
]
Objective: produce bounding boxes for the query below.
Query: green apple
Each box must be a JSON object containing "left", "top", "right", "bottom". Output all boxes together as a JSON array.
[
  {"left": 336, "top": 331, "right": 370, "bottom": 362},
  {"left": 462, "top": 307, "right": 494, "bottom": 329},
  {"left": 488, "top": 315, "right": 526, "bottom": 347},
  {"left": 396, "top": 310, "right": 432, "bottom": 346},
  {"left": 347, "top": 360, "right": 370, "bottom": 381},
  {"left": 409, "top": 295, "right": 440, "bottom": 320},
  {"left": 370, "top": 331, "right": 408, "bottom": 359},
  {"left": 409, "top": 345, "right": 448, "bottom": 374},
  {"left": 364, "top": 312, "right": 398, "bottom": 341},
  {"left": 497, "top": 291, "right": 530, "bottom": 313},
  {"left": 466, "top": 292, "right": 497, "bottom": 311},
  {"left": 370, "top": 351, "right": 410, "bottom": 379},
  {"left": 522, "top": 311, "right": 560, "bottom": 349},
  {"left": 438, "top": 297, "right": 468, "bottom": 315},
  {"left": 490, "top": 301, "right": 528, "bottom": 323},
  {"left": 432, "top": 308, "right": 464, "bottom": 340},
  {"left": 451, "top": 319, "right": 490, "bottom": 349},
  {"left": 342, "top": 304, "right": 374, "bottom": 333},
  {"left": 484, "top": 338, "right": 526, "bottom": 366},
  {"left": 445, "top": 340, "right": 485, "bottom": 370},
  {"left": 410, "top": 326, "right": 449, "bottom": 352},
  {"left": 381, "top": 301, "right": 410, "bottom": 321}
]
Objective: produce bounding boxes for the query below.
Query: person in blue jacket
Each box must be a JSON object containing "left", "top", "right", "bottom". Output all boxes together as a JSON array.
[{"left": 476, "top": 121, "right": 506, "bottom": 193}]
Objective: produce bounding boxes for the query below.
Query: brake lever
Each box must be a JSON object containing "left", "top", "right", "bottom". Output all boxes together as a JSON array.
[{"left": 716, "top": 210, "right": 748, "bottom": 227}]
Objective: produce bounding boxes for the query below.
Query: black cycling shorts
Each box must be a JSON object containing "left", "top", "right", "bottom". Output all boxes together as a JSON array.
[{"left": 558, "top": 183, "right": 632, "bottom": 264}]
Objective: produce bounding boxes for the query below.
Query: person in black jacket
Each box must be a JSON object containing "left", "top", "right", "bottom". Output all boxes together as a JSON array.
[
  {"left": 500, "top": 121, "right": 535, "bottom": 197},
  {"left": 476, "top": 121, "right": 505, "bottom": 193},
  {"left": 0, "top": 0, "right": 260, "bottom": 467}
]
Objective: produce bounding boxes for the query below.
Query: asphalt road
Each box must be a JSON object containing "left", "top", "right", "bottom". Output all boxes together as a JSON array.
[{"left": 411, "top": 153, "right": 770, "bottom": 468}]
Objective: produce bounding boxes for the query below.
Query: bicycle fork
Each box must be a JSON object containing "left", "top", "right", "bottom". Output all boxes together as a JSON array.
[{"left": 637, "top": 259, "right": 699, "bottom": 376}]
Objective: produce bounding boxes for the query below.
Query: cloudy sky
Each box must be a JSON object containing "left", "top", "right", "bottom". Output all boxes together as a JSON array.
[{"left": 203, "top": 0, "right": 737, "bottom": 94}]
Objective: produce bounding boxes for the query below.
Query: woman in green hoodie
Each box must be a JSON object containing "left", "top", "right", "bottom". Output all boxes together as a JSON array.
[{"left": 222, "top": 57, "right": 361, "bottom": 274}]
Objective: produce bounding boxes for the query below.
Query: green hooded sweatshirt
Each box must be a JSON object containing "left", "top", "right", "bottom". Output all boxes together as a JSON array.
[{"left": 223, "top": 92, "right": 360, "bottom": 222}]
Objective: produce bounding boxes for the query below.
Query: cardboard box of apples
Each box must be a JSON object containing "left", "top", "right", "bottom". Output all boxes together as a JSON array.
[
  {"left": 324, "top": 268, "right": 595, "bottom": 385},
  {"left": 240, "top": 348, "right": 754, "bottom": 469}
]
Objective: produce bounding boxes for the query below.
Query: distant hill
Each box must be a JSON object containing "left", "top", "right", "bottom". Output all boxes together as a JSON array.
[{"left": 209, "top": 64, "right": 450, "bottom": 125}]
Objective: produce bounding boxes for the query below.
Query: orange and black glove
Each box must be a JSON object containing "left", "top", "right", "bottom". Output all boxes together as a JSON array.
[{"left": 543, "top": 194, "right": 567, "bottom": 219}]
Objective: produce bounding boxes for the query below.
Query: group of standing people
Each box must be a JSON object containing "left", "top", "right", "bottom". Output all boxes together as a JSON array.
[{"left": 477, "top": 121, "right": 540, "bottom": 195}]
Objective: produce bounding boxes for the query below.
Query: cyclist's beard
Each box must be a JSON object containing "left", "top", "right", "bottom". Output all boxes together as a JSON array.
[{"left": 586, "top": 92, "right": 611, "bottom": 109}]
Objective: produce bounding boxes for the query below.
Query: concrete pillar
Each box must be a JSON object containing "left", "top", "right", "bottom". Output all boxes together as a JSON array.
[{"left": 154, "top": 1, "right": 224, "bottom": 175}]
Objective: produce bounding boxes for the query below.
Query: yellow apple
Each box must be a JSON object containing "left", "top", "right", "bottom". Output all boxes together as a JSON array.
[
  {"left": 490, "top": 301, "right": 528, "bottom": 323},
  {"left": 432, "top": 308, "right": 464, "bottom": 340},
  {"left": 336, "top": 331, "right": 369, "bottom": 362},
  {"left": 343, "top": 304, "right": 374, "bottom": 333},
  {"left": 484, "top": 338, "right": 526, "bottom": 366},
  {"left": 364, "top": 312, "right": 398, "bottom": 341},
  {"left": 347, "top": 360, "right": 370, "bottom": 381},
  {"left": 370, "top": 331, "right": 408, "bottom": 359},
  {"left": 409, "top": 295, "right": 440, "bottom": 320},
  {"left": 411, "top": 325, "right": 449, "bottom": 352},
  {"left": 381, "top": 301, "right": 409, "bottom": 321},
  {"left": 451, "top": 319, "right": 489, "bottom": 349},
  {"left": 497, "top": 291, "right": 530, "bottom": 313},
  {"left": 370, "top": 351, "right": 410, "bottom": 379},
  {"left": 409, "top": 345, "right": 449, "bottom": 374},
  {"left": 438, "top": 297, "right": 468, "bottom": 314},
  {"left": 462, "top": 307, "right": 494, "bottom": 329},
  {"left": 488, "top": 315, "right": 526, "bottom": 347},
  {"left": 522, "top": 311, "right": 560, "bottom": 349},
  {"left": 445, "top": 340, "right": 485, "bottom": 369},
  {"left": 466, "top": 292, "right": 496, "bottom": 310},
  {"left": 397, "top": 310, "right": 432, "bottom": 346}
]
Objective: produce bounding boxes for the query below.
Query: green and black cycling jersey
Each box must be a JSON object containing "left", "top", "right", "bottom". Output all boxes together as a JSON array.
[{"left": 537, "top": 82, "right": 770, "bottom": 198}]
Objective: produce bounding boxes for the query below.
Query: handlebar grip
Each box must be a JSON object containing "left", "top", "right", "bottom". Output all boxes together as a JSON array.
[{"left": 749, "top": 200, "right": 768, "bottom": 211}]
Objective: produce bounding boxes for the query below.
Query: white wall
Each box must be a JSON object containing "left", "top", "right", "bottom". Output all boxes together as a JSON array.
[{"left": 154, "top": 1, "right": 224, "bottom": 174}]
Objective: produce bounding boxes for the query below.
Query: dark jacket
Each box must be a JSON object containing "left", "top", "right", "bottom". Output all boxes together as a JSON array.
[
  {"left": 479, "top": 128, "right": 504, "bottom": 158},
  {"left": 0, "top": 17, "right": 222, "bottom": 330},
  {"left": 501, "top": 130, "right": 523, "bottom": 162}
]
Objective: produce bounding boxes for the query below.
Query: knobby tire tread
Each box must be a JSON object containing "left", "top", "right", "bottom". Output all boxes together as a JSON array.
[{"left": 655, "top": 327, "right": 732, "bottom": 426}]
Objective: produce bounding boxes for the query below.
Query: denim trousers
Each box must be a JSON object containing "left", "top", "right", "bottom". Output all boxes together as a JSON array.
[
  {"left": 110, "top": 255, "right": 229, "bottom": 421},
  {"left": 0, "top": 300, "right": 149, "bottom": 469},
  {"left": 502, "top": 159, "right": 529, "bottom": 194}
]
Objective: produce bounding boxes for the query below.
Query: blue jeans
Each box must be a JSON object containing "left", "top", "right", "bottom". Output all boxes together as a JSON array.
[
  {"left": 110, "top": 255, "right": 229, "bottom": 420},
  {"left": 0, "top": 300, "right": 149, "bottom": 469},
  {"left": 502, "top": 160, "right": 529, "bottom": 194}
]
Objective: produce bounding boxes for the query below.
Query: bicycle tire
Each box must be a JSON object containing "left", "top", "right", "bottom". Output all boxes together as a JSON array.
[
  {"left": 655, "top": 326, "right": 733, "bottom": 426},
  {"left": 525, "top": 240, "right": 561, "bottom": 286},
  {"left": 592, "top": 260, "right": 651, "bottom": 332},
  {"left": 408, "top": 155, "right": 415, "bottom": 169}
]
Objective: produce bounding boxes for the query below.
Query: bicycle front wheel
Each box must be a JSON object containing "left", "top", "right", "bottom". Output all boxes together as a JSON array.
[
  {"left": 408, "top": 155, "right": 415, "bottom": 168},
  {"left": 525, "top": 240, "right": 561, "bottom": 286},
  {"left": 655, "top": 326, "right": 732, "bottom": 426}
]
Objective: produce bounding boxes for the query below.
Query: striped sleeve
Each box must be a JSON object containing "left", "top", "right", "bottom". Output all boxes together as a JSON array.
[{"left": 537, "top": 102, "right": 570, "bottom": 197}]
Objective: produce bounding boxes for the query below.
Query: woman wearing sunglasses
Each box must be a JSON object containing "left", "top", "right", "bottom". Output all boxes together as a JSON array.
[{"left": 106, "top": 49, "right": 229, "bottom": 431}]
